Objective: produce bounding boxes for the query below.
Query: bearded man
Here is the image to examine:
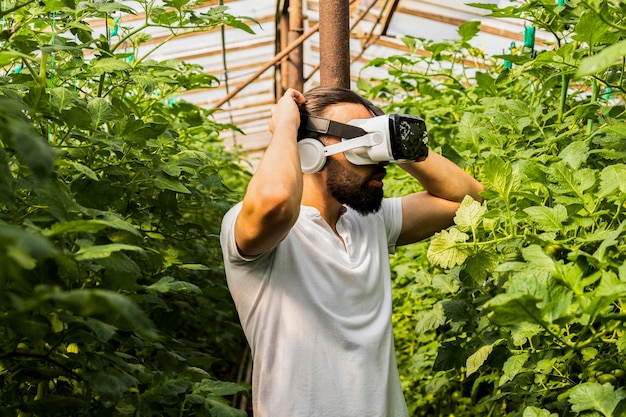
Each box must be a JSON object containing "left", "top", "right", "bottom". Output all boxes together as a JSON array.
[{"left": 220, "top": 86, "right": 483, "bottom": 417}]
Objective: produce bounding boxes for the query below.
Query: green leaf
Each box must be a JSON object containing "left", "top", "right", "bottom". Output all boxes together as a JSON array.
[
  {"left": 569, "top": 382, "right": 626, "bottom": 416},
  {"left": 476, "top": 71, "right": 497, "bottom": 95},
  {"left": 46, "top": 217, "right": 140, "bottom": 237},
  {"left": 46, "top": 219, "right": 110, "bottom": 235},
  {"left": 88, "top": 1, "right": 136, "bottom": 14},
  {"left": 457, "top": 112, "right": 482, "bottom": 149},
  {"left": 542, "top": 284, "right": 573, "bottom": 323},
  {"left": 572, "top": 10, "right": 610, "bottom": 50},
  {"left": 153, "top": 177, "right": 191, "bottom": 193},
  {"left": 598, "top": 164, "right": 626, "bottom": 198},
  {"left": 458, "top": 20, "right": 481, "bottom": 42},
  {"left": 0, "top": 50, "right": 33, "bottom": 66},
  {"left": 50, "top": 87, "right": 79, "bottom": 111},
  {"left": 90, "top": 370, "right": 137, "bottom": 405},
  {"left": 441, "top": 300, "right": 469, "bottom": 322},
  {"left": 500, "top": 353, "right": 529, "bottom": 386},
  {"left": 0, "top": 147, "right": 15, "bottom": 206},
  {"left": 466, "top": 339, "right": 504, "bottom": 377},
  {"left": 545, "top": 161, "right": 595, "bottom": 195},
  {"left": 204, "top": 395, "right": 248, "bottom": 417},
  {"left": 10, "top": 119, "right": 55, "bottom": 178},
  {"left": 88, "top": 97, "right": 114, "bottom": 127},
  {"left": 146, "top": 276, "right": 202, "bottom": 294},
  {"left": 58, "top": 159, "right": 99, "bottom": 180},
  {"left": 521, "top": 244, "right": 556, "bottom": 274},
  {"left": 576, "top": 39, "right": 626, "bottom": 78},
  {"left": 559, "top": 141, "right": 589, "bottom": 170},
  {"left": 523, "top": 205, "right": 568, "bottom": 232},
  {"left": 45, "top": 288, "right": 157, "bottom": 339},
  {"left": 482, "top": 155, "right": 517, "bottom": 203},
  {"left": 91, "top": 57, "right": 132, "bottom": 75},
  {"left": 0, "top": 221, "right": 58, "bottom": 260},
  {"left": 415, "top": 302, "right": 446, "bottom": 334},
  {"left": 592, "top": 221, "right": 625, "bottom": 262},
  {"left": 224, "top": 16, "right": 256, "bottom": 35},
  {"left": 195, "top": 379, "right": 247, "bottom": 397},
  {"left": 427, "top": 228, "right": 469, "bottom": 269},
  {"left": 486, "top": 294, "right": 543, "bottom": 326},
  {"left": 83, "top": 318, "right": 118, "bottom": 342},
  {"left": 454, "top": 195, "right": 486, "bottom": 232},
  {"left": 178, "top": 263, "right": 210, "bottom": 271},
  {"left": 464, "top": 250, "right": 498, "bottom": 284},
  {"left": 163, "top": 0, "right": 191, "bottom": 10},
  {"left": 74, "top": 243, "right": 144, "bottom": 261},
  {"left": 523, "top": 406, "right": 558, "bottom": 417},
  {"left": 432, "top": 273, "right": 461, "bottom": 294}
]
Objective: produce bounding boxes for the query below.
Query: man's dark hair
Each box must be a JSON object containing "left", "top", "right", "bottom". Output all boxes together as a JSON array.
[{"left": 297, "top": 86, "right": 383, "bottom": 141}]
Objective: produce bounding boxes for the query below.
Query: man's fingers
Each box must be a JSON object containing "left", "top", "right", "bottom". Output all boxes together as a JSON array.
[{"left": 284, "top": 88, "right": 305, "bottom": 103}]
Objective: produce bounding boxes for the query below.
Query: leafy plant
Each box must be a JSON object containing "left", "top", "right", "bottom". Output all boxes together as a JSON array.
[
  {"left": 360, "top": 0, "right": 626, "bottom": 415},
  {"left": 0, "top": 0, "right": 253, "bottom": 415}
]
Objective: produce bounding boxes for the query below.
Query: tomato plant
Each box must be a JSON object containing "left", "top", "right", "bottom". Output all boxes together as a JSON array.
[
  {"left": 0, "top": 0, "right": 253, "bottom": 415},
  {"left": 361, "top": 1, "right": 626, "bottom": 415}
]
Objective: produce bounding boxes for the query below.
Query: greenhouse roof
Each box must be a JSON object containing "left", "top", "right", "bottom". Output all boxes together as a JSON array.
[{"left": 91, "top": 0, "right": 545, "bottom": 165}]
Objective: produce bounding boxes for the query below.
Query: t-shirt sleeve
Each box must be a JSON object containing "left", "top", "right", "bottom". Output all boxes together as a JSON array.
[
  {"left": 380, "top": 197, "right": 403, "bottom": 254},
  {"left": 220, "top": 202, "right": 266, "bottom": 264}
]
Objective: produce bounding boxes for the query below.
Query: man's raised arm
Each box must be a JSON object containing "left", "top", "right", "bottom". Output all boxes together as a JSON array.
[
  {"left": 234, "top": 89, "right": 306, "bottom": 257},
  {"left": 396, "top": 152, "right": 484, "bottom": 246}
]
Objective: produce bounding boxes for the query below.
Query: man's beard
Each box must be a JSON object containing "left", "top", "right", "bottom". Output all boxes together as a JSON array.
[{"left": 325, "top": 157, "right": 385, "bottom": 215}]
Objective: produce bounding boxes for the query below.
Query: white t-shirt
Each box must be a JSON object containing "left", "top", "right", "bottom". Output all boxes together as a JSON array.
[{"left": 220, "top": 198, "right": 408, "bottom": 417}]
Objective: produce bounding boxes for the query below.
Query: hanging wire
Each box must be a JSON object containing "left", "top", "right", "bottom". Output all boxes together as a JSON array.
[{"left": 219, "top": 0, "right": 237, "bottom": 144}]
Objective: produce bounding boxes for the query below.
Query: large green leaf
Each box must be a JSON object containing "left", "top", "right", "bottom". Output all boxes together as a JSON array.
[
  {"left": 598, "top": 164, "right": 626, "bottom": 198},
  {"left": 482, "top": 155, "right": 517, "bottom": 203},
  {"left": 576, "top": 39, "right": 626, "bottom": 78},
  {"left": 45, "top": 288, "right": 158, "bottom": 339},
  {"left": 466, "top": 339, "right": 505, "bottom": 377},
  {"left": 45, "top": 217, "right": 140, "bottom": 237},
  {"left": 569, "top": 382, "right": 626, "bottom": 416},
  {"left": 499, "top": 353, "right": 529, "bottom": 386},
  {"left": 146, "top": 276, "right": 202, "bottom": 294},
  {"left": 74, "top": 243, "right": 144, "bottom": 261},
  {"left": 415, "top": 302, "right": 446, "bottom": 334},
  {"left": 9, "top": 119, "right": 56, "bottom": 178},
  {"left": 427, "top": 228, "right": 469, "bottom": 269},
  {"left": 88, "top": 97, "right": 115, "bottom": 127},
  {"left": 523, "top": 205, "right": 568, "bottom": 232},
  {"left": 453, "top": 195, "right": 486, "bottom": 232},
  {"left": 91, "top": 58, "right": 132, "bottom": 75},
  {"left": 485, "top": 294, "right": 544, "bottom": 327}
]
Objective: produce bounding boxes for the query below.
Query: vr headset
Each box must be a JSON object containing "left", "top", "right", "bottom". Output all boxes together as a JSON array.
[{"left": 297, "top": 112, "right": 429, "bottom": 174}]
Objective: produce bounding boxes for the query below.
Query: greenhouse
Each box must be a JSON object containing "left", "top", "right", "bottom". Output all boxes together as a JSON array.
[{"left": 1, "top": 0, "right": 625, "bottom": 416}]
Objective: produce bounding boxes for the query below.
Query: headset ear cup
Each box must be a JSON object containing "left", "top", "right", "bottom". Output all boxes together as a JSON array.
[{"left": 298, "top": 138, "right": 326, "bottom": 174}]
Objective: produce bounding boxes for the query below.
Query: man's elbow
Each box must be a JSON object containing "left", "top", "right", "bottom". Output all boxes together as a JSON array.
[{"left": 244, "top": 188, "right": 301, "bottom": 228}]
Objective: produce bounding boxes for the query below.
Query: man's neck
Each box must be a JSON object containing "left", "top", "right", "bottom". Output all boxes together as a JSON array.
[{"left": 302, "top": 176, "right": 344, "bottom": 229}]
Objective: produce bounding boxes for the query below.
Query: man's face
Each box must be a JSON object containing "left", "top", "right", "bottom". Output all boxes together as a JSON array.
[
  {"left": 318, "top": 102, "right": 387, "bottom": 215},
  {"left": 325, "top": 156, "right": 386, "bottom": 215}
]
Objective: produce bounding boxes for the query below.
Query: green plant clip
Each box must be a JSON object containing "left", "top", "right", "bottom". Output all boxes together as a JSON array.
[
  {"left": 524, "top": 25, "right": 536, "bottom": 51},
  {"left": 110, "top": 16, "right": 120, "bottom": 37}
]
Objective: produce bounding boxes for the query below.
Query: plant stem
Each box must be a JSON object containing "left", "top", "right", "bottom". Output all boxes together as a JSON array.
[{"left": 559, "top": 73, "right": 569, "bottom": 123}]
